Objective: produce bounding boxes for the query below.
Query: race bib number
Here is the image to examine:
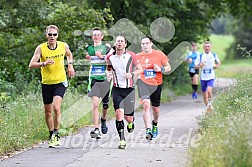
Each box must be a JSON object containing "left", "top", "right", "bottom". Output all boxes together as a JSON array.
[
  {"left": 144, "top": 69, "right": 156, "bottom": 79},
  {"left": 189, "top": 68, "right": 195, "bottom": 73},
  {"left": 62, "top": 81, "right": 68, "bottom": 87},
  {"left": 91, "top": 66, "right": 106, "bottom": 76},
  {"left": 203, "top": 68, "right": 212, "bottom": 74}
]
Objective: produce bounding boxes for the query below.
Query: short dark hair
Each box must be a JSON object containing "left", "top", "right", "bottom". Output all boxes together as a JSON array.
[
  {"left": 116, "top": 35, "right": 126, "bottom": 40},
  {"left": 92, "top": 27, "right": 103, "bottom": 35},
  {"left": 115, "top": 35, "right": 128, "bottom": 44},
  {"left": 191, "top": 42, "right": 196, "bottom": 46},
  {"left": 141, "top": 35, "right": 153, "bottom": 42}
]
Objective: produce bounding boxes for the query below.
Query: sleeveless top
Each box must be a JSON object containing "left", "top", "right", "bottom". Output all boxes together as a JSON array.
[{"left": 40, "top": 41, "right": 67, "bottom": 84}]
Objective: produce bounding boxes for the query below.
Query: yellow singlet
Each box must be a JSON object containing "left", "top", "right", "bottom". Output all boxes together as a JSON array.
[{"left": 40, "top": 41, "right": 67, "bottom": 84}]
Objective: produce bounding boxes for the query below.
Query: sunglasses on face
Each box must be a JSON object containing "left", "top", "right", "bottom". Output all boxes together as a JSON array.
[{"left": 47, "top": 33, "right": 58, "bottom": 36}]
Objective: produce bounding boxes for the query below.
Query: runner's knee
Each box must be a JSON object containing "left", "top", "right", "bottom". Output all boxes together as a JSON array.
[
  {"left": 115, "top": 109, "right": 124, "bottom": 119},
  {"left": 143, "top": 99, "right": 150, "bottom": 108},
  {"left": 103, "top": 103, "right": 109, "bottom": 109},
  {"left": 115, "top": 109, "right": 122, "bottom": 115}
]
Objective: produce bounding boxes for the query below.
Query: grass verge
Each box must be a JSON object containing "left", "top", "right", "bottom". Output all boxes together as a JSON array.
[
  {"left": 215, "top": 58, "right": 252, "bottom": 78},
  {"left": 189, "top": 74, "right": 252, "bottom": 166}
]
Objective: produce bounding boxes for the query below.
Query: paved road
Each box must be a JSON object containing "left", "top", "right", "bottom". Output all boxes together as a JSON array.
[{"left": 0, "top": 92, "right": 206, "bottom": 167}]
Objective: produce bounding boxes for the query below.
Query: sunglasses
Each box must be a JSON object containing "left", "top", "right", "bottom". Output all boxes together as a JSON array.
[{"left": 47, "top": 33, "right": 58, "bottom": 36}]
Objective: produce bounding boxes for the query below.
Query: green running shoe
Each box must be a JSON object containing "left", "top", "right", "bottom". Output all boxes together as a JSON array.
[
  {"left": 152, "top": 125, "right": 158, "bottom": 138},
  {"left": 118, "top": 140, "right": 126, "bottom": 149},
  {"left": 54, "top": 133, "right": 61, "bottom": 146}
]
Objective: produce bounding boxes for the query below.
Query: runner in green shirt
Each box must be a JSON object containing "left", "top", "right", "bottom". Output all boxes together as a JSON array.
[{"left": 86, "top": 27, "right": 112, "bottom": 139}]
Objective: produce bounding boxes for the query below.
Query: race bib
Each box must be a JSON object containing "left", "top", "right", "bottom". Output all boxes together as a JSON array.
[
  {"left": 203, "top": 68, "right": 212, "bottom": 74},
  {"left": 144, "top": 69, "right": 156, "bottom": 79},
  {"left": 62, "top": 81, "right": 68, "bottom": 87},
  {"left": 189, "top": 68, "right": 195, "bottom": 73},
  {"left": 91, "top": 66, "right": 106, "bottom": 76}
]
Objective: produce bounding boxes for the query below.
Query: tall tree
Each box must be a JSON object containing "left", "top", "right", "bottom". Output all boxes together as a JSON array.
[
  {"left": 224, "top": 0, "right": 252, "bottom": 58},
  {"left": 88, "top": 0, "right": 225, "bottom": 84},
  {"left": 0, "top": 0, "right": 113, "bottom": 93}
]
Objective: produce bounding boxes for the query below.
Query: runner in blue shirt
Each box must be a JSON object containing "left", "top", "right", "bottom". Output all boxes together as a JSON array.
[{"left": 185, "top": 42, "right": 200, "bottom": 99}]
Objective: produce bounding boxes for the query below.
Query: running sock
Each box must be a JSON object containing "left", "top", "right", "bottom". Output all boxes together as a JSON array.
[
  {"left": 194, "top": 84, "right": 198, "bottom": 92},
  {"left": 54, "top": 128, "right": 59, "bottom": 134},
  {"left": 152, "top": 120, "right": 158, "bottom": 126},
  {"left": 101, "top": 117, "right": 106, "bottom": 122},
  {"left": 192, "top": 84, "right": 198, "bottom": 93},
  {"left": 49, "top": 130, "right": 54, "bottom": 138},
  {"left": 116, "top": 120, "right": 125, "bottom": 140}
]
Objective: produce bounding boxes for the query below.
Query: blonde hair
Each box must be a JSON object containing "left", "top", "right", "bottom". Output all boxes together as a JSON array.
[
  {"left": 46, "top": 25, "right": 59, "bottom": 34},
  {"left": 203, "top": 41, "right": 211, "bottom": 46}
]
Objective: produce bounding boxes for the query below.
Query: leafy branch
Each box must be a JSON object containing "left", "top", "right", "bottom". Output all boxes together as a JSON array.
[{"left": 237, "top": 44, "right": 252, "bottom": 58}]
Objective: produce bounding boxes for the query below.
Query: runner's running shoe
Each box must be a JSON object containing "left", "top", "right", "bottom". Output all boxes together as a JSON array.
[
  {"left": 48, "top": 134, "right": 55, "bottom": 148},
  {"left": 145, "top": 128, "right": 153, "bottom": 141},
  {"left": 206, "top": 99, "right": 213, "bottom": 112},
  {"left": 90, "top": 128, "right": 101, "bottom": 139},
  {"left": 118, "top": 140, "right": 126, "bottom": 149},
  {"left": 194, "top": 93, "right": 198, "bottom": 99},
  {"left": 101, "top": 117, "right": 108, "bottom": 134},
  {"left": 54, "top": 133, "right": 61, "bottom": 146},
  {"left": 192, "top": 92, "right": 195, "bottom": 99},
  {"left": 152, "top": 124, "right": 158, "bottom": 138},
  {"left": 206, "top": 104, "right": 213, "bottom": 113},
  {"left": 48, "top": 133, "right": 61, "bottom": 148}
]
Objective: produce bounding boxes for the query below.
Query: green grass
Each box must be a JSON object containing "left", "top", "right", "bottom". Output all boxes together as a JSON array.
[
  {"left": 216, "top": 58, "right": 252, "bottom": 78},
  {"left": 189, "top": 74, "right": 252, "bottom": 167},
  {"left": 209, "top": 34, "right": 235, "bottom": 61},
  {"left": 0, "top": 93, "right": 47, "bottom": 154}
]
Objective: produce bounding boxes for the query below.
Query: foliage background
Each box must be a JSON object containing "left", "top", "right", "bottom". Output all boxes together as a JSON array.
[{"left": 1, "top": 0, "right": 251, "bottom": 95}]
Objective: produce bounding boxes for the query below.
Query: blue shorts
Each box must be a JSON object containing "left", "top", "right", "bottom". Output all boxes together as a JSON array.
[{"left": 201, "top": 79, "right": 214, "bottom": 92}]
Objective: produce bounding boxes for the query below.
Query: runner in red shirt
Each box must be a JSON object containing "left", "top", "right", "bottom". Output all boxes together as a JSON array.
[{"left": 137, "top": 36, "right": 171, "bottom": 140}]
